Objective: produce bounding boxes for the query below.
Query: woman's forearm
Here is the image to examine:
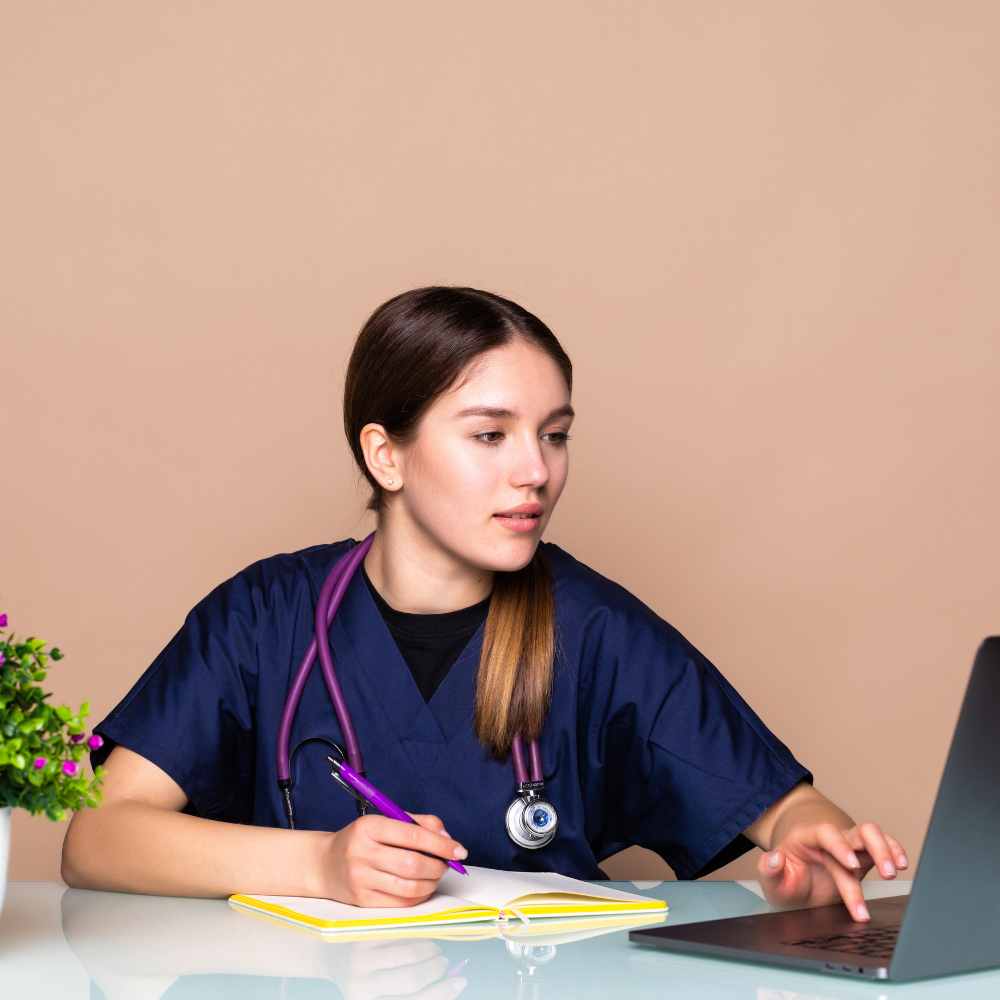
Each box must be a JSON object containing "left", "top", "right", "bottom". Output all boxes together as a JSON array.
[{"left": 61, "top": 800, "right": 330, "bottom": 898}]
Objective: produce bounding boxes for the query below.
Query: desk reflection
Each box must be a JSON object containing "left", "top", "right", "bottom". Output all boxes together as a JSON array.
[
  {"left": 20, "top": 879, "right": 997, "bottom": 1000},
  {"left": 60, "top": 886, "right": 666, "bottom": 1000}
]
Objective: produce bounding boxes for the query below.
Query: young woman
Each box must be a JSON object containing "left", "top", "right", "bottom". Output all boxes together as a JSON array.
[{"left": 62, "top": 286, "right": 908, "bottom": 922}]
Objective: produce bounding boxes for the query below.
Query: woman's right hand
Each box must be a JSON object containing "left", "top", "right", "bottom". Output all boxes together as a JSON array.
[{"left": 317, "top": 812, "right": 469, "bottom": 907}]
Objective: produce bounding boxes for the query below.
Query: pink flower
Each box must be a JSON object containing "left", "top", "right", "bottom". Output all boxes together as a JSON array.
[
  {"left": 87, "top": 734, "right": 104, "bottom": 750},
  {"left": 0, "top": 612, "right": 7, "bottom": 627},
  {"left": 0, "top": 651, "right": 5, "bottom": 667},
  {"left": 33, "top": 757, "right": 48, "bottom": 769},
  {"left": 61, "top": 760, "right": 79, "bottom": 777},
  {"left": 70, "top": 733, "right": 85, "bottom": 743}
]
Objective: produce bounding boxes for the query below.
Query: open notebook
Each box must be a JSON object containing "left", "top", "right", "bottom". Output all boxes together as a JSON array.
[
  {"left": 229, "top": 865, "right": 668, "bottom": 935},
  {"left": 233, "top": 904, "right": 669, "bottom": 944}
]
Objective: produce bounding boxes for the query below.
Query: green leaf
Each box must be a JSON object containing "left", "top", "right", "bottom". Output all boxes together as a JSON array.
[
  {"left": 55, "top": 706, "right": 72, "bottom": 722},
  {"left": 7, "top": 737, "right": 23, "bottom": 752},
  {"left": 11, "top": 753, "right": 26, "bottom": 770},
  {"left": 32, "top": 671, "right": 47, "bottom": 682}
]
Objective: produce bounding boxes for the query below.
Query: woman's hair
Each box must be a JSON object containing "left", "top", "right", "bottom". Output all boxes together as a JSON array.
[{"left": 343, "top": 286, "right": 572, "bottom": 761}]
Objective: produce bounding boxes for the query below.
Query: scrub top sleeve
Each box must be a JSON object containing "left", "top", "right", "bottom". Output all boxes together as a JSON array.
[
  {"left": 584, "top": 603, "right": 813, "bottom": 881},
  {"left": 89, "top": 570, "right": 258, "bottom": 822}
]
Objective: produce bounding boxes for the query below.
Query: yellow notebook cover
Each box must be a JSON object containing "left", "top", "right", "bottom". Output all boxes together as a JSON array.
[
  {"left": 229, "top": 865, "right": 668, "bottom": 935},
  {"left": 232, "top": 904, "right": 669, "bottom": 944}
]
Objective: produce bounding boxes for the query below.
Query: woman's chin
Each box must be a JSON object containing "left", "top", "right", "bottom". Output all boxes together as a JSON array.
[{"left": 487, "top": 536, "right": 541, "bottom": 569}]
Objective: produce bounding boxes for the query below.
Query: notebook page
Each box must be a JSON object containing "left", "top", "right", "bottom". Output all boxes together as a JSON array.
[{"left": 437, "top": 865, "right": 664, "bottom": 910}]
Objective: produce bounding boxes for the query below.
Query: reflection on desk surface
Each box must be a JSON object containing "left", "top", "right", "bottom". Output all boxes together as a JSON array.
[
  {"left": 59, "top": 880, "right": 672, "bottom": 1000},
  {"left": 7, "top": 879, "right": 1000, "bottom": 999}
]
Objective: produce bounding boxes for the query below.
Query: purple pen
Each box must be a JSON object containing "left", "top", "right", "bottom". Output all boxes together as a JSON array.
[{"left": 328, "top": 756, "right": 469, "bottom": 875}]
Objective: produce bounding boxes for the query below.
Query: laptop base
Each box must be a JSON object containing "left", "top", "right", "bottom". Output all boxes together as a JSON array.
[{"left": 630, "top": 894, "right": 907, "bottom": 980}]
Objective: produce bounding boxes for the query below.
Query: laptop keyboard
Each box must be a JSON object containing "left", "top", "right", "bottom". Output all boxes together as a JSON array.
[{"left": 785, "top": 923, "right": 900, "bottom": 960}]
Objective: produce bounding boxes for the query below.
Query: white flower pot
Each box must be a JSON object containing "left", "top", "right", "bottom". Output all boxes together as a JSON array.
[{"left": 0, "top": 807, "right": 10, "bottom": 916}]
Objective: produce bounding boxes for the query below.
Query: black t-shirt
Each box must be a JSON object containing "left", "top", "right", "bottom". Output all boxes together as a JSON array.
[{"left": 360, "top": 562, "right": 491, "bottom": 702}]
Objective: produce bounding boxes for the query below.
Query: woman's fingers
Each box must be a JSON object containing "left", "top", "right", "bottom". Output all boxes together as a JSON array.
[
  {"left": 803, "top": 824, "right": 871, "bottom": 920},
  {"left": 352, "top": 885, "right": 434, "bottom": 908},
  {"left": 759, "top": 821, "right": 909, "bottom": 922},
  {"left": 814, "top": 822, "right": 910, "bottom": 920},
  {"left": 817, "top": 850, "right": 871, "bottom": 922},
  {"left": 360, "top": 814, "right": 467, "bottom": 863},
  {"left": 813, "top": 822, "right": 865, "bottom": 873},
  {"left": 355, "top": 815, "right": 464, "bottom": 904},
  {"left": 371, "top": 841, "right": 450, "bottom": 883},
  {"left": 363, "top": 863, "right": 442, "bottom": 903},
  {"left": 410, "top": 813, "right": 449, "bottom": 837},
  {"left": 884, "top": 832, "right": 909, "bottom": 869},
  {"left": 851, "top": 822, "right": 907, "bottom": 876}
]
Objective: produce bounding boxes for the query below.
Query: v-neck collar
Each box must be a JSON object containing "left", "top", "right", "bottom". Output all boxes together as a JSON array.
[
  {"left": 361, "top": 561, "right": 491, "bottom": 641},
  {"left": 327, "top": 544, "right": 486, "bottom": 750}
]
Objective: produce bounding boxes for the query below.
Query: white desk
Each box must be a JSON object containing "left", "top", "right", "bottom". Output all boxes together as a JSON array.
[{"left": 3, "top": 878, "right": 999, "bottom": 997}]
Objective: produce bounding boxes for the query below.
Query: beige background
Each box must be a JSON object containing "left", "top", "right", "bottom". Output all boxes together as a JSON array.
[{"left": 3, "top": 2, "right": 997, "bottom": 885}]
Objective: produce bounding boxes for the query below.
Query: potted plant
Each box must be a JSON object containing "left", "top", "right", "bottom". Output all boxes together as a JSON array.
[{"left": 0, "top": 611, "right": 105, "bottom": 913}]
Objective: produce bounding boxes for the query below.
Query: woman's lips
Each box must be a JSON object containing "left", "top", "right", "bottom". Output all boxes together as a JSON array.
[{"left": 494, "top": 514, "right": 541, "bottom": 533}]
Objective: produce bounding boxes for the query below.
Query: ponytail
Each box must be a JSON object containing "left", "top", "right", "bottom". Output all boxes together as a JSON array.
[{"left": 474, "top": 544, "right": 558, "bottom": 759}]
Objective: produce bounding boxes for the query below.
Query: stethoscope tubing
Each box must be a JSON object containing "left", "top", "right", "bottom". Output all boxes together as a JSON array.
[
  {"left": 312, "top": 533, "right": 373, "bottom": 772},
  {"left": 276, "top": 531, "right": 544, "bottom": 790},
  {"left": 276, "top": 532, "right": 374, "bottom": 780},
  {"left": 511, "top": 733, "right": 542, "bottom": 784}
]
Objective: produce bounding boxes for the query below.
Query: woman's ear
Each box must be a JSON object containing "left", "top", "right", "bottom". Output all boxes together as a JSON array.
[{"left": 359, "top": 422, "right": 403, "bottom": 490}]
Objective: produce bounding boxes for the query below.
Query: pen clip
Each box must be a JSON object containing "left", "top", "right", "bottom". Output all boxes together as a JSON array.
[{"left": 328, "top": 755, "right": 372, "bottom": 815}]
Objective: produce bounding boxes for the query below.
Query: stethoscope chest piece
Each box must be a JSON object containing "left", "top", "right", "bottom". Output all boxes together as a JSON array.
[{"left": 505, "top": 781, "right": 559, "bottom": 849}]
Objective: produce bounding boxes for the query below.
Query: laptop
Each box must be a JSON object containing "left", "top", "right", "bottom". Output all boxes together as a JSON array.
[{"left": 630, "top": 636, "right": 1000, "bottom": 982}]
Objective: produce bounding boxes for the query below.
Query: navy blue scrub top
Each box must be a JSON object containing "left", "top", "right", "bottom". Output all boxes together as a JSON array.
[{"left": 90, "top": 538, "right": 813, "bottom": 880}]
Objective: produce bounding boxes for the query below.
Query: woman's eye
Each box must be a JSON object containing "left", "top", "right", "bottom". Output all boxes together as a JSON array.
[{"left": 474, "top": 432, "right": 572, "bottom": 447}]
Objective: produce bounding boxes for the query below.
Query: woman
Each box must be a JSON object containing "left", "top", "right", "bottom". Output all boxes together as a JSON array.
[{"left": 62, "top": 286, "right": 908, "bottom": 921}]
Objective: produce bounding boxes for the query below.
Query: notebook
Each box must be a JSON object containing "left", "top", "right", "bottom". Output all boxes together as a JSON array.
[
  {"left": 229, "top": 865, "right": 668, "bottom": 935},
  {"left": 232, "top": 901, "right": 669, "bottom": 944}
]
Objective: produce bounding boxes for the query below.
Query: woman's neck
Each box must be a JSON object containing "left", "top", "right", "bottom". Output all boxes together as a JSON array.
[{"left": 362, "top": 523, "right": 493, "bottom": 614}]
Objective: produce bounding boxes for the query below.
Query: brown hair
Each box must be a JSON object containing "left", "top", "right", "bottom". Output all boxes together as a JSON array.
[{"left": 342, "top": 286, "right": 572, "bottom": 760}]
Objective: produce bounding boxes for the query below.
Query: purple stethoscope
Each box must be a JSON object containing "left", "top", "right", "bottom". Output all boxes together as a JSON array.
[{"left": 275, "top": 530, "right": 559, "bottom": 849}]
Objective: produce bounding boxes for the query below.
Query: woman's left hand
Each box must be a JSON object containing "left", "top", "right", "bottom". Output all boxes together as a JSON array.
[{"left": 757, "top": 821, "right": 909, "bottom": 922}]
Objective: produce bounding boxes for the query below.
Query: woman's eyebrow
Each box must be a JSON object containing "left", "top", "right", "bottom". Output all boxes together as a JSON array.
[{"left": 454, "top": 404, "right": 575, "bottom": 421}]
